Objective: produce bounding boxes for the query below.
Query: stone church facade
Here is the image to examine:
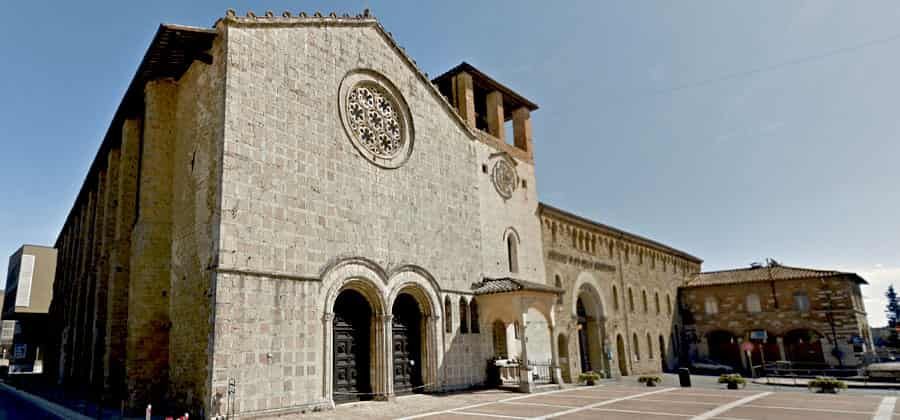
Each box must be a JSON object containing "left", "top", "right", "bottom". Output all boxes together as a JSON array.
[{"left": 45, "top": 10, "right": 702, "bottom": 418}]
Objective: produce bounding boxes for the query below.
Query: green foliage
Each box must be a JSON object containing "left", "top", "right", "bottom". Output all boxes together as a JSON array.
[
  {"left": 578, "top": 371, "right": 602, "bottom": 384},
  {"left": 808, "top": 376, "right": 847, "bottom": 393},
  {"left": 637, "top": 375, "right": 662, "bottom": 385},
  {"left": 717, "top": 374, "right": 746, "bottom": 385},
  {"left": 887, "top": 286, "right": 900, "bottom": 347}
]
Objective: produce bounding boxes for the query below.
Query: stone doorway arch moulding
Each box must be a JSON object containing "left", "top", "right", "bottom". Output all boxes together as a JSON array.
[{"left": 319, "top": 257, "right": 443, "bottom": 406}]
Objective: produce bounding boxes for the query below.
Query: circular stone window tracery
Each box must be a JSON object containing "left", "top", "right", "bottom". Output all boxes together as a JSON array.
[
  {"left": 492, "top": 159, "right": 518, "bottom": 199},
  {"left": 338, "top": 70, "right": 414, "bottom": 168}
]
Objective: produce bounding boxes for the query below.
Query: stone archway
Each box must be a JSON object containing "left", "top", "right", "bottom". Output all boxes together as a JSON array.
[
  {"left": 572, "top": 276, "right": 608, "bottom": 378},
  {"left": 616, "top": 334, "right": 629, "bottom": 376},
  {"left": 332, "top": 289, "right": 374, "bottom": 403},
  {"left": 387, "top": 271, "right": 442, "bottom": 395},
  {"left": 392, "top": 293, "right": 423, "bottom": 395},
  {"left": 320, "top": 259, "right": 390, "bottom": 405}
]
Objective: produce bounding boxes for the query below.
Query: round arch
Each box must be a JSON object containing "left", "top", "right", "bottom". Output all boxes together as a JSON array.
[
  {"left": 386, "top": 269, "right": 444, "bottom": 394},
  {"left": 570, "top": 272, "right": 607, "bottom": 320},
  {"left": 319, "top": 259, "right": 391, "bottom": 404}
]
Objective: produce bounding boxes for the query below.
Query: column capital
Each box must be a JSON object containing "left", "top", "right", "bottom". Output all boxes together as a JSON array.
[{"left": 322, "top": 313, "right": 334, "bottom": 322}]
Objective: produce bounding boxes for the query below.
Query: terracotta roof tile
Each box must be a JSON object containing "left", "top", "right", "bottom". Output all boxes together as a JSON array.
[
  {"left": 686, "top": 265, "right": 867, "bottom": 287},
  {"left": 472, "top": 277, "right": 563, "bottom": 295}
]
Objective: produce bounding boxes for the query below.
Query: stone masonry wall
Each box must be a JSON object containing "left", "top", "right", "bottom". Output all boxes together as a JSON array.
[
  {"left": 541, "top": 209, "right": 698, "bottom": 379},
  {"left": 681, "top": 276, "right": 873, "bottom": 367},
  {"left": 167, "top": 33, "right": 226, "bottom": 414},
  {"left": 212, "top": 20, "right": 483, "bottom": 415}
]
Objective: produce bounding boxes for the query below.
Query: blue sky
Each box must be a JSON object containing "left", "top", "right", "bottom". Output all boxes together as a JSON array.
[{"left": 1, "top": 1, "right": 898, "bottom": 325}]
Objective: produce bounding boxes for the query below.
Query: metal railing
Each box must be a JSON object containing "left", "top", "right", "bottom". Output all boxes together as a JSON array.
[
  {"left": 529, "top": 360, "right": 553, "bottom": 384},
  {"left": 757, "top": 361, "right": 862, "bottom": 378}
]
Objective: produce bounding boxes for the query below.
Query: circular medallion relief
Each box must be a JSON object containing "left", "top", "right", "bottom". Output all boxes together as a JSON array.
[
  {"left": 338, "top": 70, "right": 414, "bottom": 168},
  {"left": 492, "top": 159, "right": 518, "bottom": 199}
]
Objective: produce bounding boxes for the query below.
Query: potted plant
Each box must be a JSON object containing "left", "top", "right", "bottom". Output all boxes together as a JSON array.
[
  {"left": 808, "top": 376, "right": 847, "bottom": 394},
  {"left": 638, "top": 375, "right": 662, "bottom": 387},
  {"left": 717, "top": 374, "right": 746, "bottom": 390},
  {"left": 578, "top": 371, "right": 602, "bottom": 386}
]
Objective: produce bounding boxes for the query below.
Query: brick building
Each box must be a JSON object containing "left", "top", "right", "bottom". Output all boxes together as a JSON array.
[
  {"left": 42, "top": 10, "right": 708, "bottom": 417},
  {"left": 679, "top": 263, "right": 873, "bottom": 371}
]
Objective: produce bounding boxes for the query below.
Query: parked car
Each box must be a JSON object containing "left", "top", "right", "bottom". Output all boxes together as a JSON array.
[
  {"left": 865, "top": 362, "right": 900, "bottom": 381},
  {"left": 691, "top": 359, "right": 736, "bottom": 375}
]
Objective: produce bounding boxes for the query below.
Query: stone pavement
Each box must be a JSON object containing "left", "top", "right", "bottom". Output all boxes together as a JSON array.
[{"left": 302, "top": 381, "right": 900, "bottom": 420}]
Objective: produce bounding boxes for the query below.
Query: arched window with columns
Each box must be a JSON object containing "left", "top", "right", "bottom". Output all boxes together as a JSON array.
[
  {"left": 459, "top": 298, "right": 469, "bottom": 334},
  {"left": 470, "top": 298, "right": 480, "bottom": 333},
  {"left": 612, "top": 285, "right": 619, "bottom": 311},
  {"left": 444, "top": 296, "right": 453, "bottom": 333},
  {"left": 507, "top": 233, "right": 519, "bottom": 273},
  {"left": 633, "top": 333, "right": 641, "bottom": 361}
]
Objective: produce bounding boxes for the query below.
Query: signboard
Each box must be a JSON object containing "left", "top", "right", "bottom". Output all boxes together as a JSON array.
[
  {"left": 750, "top": 330, "right": 767, "bottom": 341},
  {"left": 740, "top": 341, "right": 754, "bottom": 353},
  {"left": 13, "top": 344, "right": 27, "bottom": 360}
]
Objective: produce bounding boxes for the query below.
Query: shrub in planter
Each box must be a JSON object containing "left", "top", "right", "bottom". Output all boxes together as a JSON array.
[
  {"left": 579, "top": 371, "right": 602, "bottom": 386},
  {"left": 717, "top": 374, "right": 746, "bottom": 390},
  {"left": 637, "top": 375, "right": 662, "bottom": 387},
  {"left": 808, "top": 376, "right": 847, "bottom": 394}
]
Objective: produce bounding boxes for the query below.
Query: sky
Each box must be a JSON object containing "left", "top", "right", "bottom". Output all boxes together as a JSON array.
[{"left": 0, "top": 1, "right": 898, "bottom": 325}]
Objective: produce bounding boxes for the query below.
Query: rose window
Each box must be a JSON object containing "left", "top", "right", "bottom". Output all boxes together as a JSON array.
[
  {"left": 492, "top": 160, "right": 518, "bottom": 199},
  {"left": 346, "top": 83, "right": 404, "bottom": 158}
]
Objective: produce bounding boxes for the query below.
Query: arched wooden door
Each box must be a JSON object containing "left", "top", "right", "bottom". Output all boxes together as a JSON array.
[
  {"left": 616, "top": 334, "right": 628, "bottom": 376},
  {"left": 392, "top": 293, "right": 423, "bottom": 394},
  {"left": 333, "top": 290, "right": 373, "bottom": 402}
]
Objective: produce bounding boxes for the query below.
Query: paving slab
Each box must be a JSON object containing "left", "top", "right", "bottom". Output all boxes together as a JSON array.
[
  {"left": 721, "top": 405, "right": 872, "bottom": 420},
  {"left": 752, "top": 392, "right": 882, "bottom": 411},
  {"left": 596, "top": 398, "right": 717, "bottom": 415},
  {"left": 458, "top": 401, "right": 565, "bottom": 417}
]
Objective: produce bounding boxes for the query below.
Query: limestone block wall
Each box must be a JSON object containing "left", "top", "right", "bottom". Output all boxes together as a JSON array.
[
  {"left": 540, "top": 207, "right": 698, "bottom": 379},
  {"left": 474, "top": 140, "right": 546, "bottom": 284},
  {"left": 211, "top": 18, "right": 485, "bottom": 415}
]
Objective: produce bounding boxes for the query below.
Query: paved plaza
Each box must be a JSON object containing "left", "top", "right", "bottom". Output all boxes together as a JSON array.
[{"left": 303, "top": 380, "right": 900, "bottom": 420}]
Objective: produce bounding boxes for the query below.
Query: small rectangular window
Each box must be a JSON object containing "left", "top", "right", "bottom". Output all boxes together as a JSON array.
[
  {"left": 15, "top": 255, "right": 35, "bottom": 307},
  {"left": 794, "top": 292, "right": 810, "bottom": 312}
]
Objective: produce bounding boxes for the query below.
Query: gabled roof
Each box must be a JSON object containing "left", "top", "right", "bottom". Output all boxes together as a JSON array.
[
  {"left": 686, "top": 264, "right": 867, "bottom": 288},
  {"left": 472, "top": 277, "right": 563, "bottom": 296},
  {"left": 432, "top": 62, "right": 539, "bottom": 112}
]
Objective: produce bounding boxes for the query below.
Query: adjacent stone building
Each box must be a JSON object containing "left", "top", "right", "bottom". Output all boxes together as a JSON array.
[{"left": 680, "top": 263, "right": 873, "bottom": 371}]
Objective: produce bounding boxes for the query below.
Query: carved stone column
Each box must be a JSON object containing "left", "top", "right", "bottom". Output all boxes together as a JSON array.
[
  {"left": 517, "top": 299, "right": 534, "bottom": 393},
  {"left": 423, "top": 314, "right": 441, "bottom": 392},
  {"left": 322, "top": 312, "right": 334, "bottom": 407},
  {"left": 549, "top": 323, "right": 563, "bottom": 385},
  {"left": 374, "top": 314, "right": 394, "bottom": 401}
]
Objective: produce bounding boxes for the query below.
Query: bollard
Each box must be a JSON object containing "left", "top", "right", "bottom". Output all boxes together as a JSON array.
[
  {"left": 146, "top": 404, "right": 152, "bottom": 420},
  {"left": 678, "top": 367, "right": 691, "bottom": 387}
]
